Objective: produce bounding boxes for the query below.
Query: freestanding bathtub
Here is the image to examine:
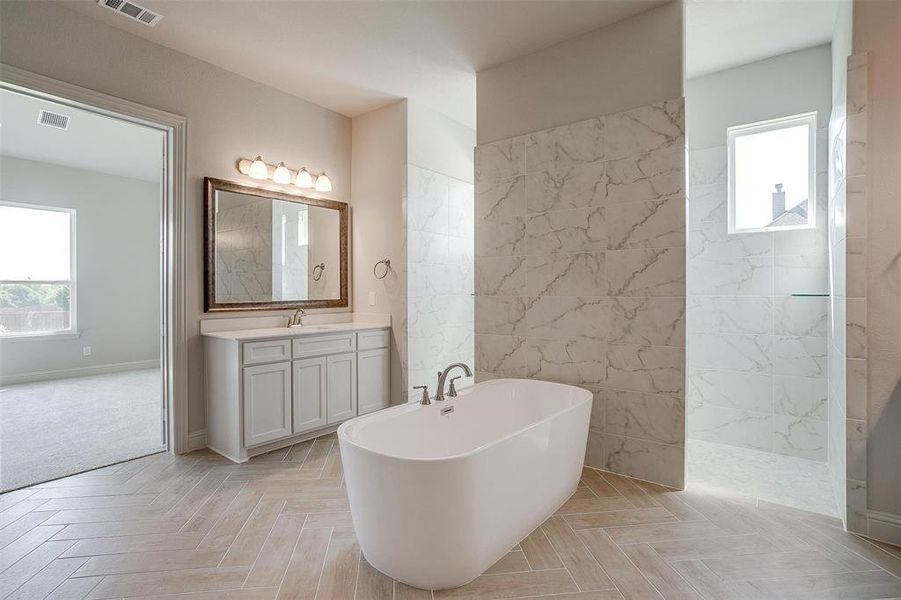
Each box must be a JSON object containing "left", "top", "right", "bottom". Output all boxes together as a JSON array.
[{"left": 337, "top": 378, "right": 591, "bottom": 590}]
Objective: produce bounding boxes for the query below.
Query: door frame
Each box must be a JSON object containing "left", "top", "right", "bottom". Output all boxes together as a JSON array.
[{"left": 0, "top": 63, "right": 190, "bottom": 454}]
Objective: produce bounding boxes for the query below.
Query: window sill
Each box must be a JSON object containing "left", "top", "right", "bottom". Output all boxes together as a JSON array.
[
  {"left": 0, "top": 330, "right": 82, "bottom": 343},
  {"left": 729, "top": 223, "right": 816, "bottom": 235}
]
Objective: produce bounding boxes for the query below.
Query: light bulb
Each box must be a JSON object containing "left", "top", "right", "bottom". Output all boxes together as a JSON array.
[
  {"left": 248, "top": 156, "right": 268, "bottom": 180},
  {"left": 314, "top": 172, "right": 332, "bottom": 192},
  {"left": 295, "top": 168, "right": 314, "bottom": 189},
  {"left": 272, "top": 162, "right": 291, "bottom": 184}
]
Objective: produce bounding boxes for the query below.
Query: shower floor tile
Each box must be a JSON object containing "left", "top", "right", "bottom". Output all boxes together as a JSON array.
[{"left": 686, "top": 438, "right": 839, "bottom": 517}]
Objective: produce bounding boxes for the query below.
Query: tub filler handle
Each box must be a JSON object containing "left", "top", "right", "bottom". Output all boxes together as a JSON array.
[{"left": 413, "top": 385, "right": 431, "bottom": 405}]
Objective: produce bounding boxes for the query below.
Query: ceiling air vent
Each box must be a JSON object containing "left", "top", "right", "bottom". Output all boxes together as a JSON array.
[
  {"left": 38, "top": 109, "right": 70, "bottom": 131},
  {"left": 97, "top": 0, "right": 163, "bottom": 27}
]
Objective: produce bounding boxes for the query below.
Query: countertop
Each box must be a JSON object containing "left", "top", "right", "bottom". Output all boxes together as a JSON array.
[{"left": 202, "top": 322, "right": 389, "bottom": 342}]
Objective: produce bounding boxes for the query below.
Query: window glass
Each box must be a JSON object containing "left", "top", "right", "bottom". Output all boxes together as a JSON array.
[
  {"left": 728, "top": 113, "right": 815, "bottom": 233},
  {"left": 0, "top": 204, "right": 75, "bottom": 336}
]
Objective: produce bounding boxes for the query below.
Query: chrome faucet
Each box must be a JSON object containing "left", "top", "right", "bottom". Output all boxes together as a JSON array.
[
  {"left": 287, "top": 308, "right": 305, "bottom": 327},
  {"left": 435, "top": 363, "right": 472, "bottom": 402}
]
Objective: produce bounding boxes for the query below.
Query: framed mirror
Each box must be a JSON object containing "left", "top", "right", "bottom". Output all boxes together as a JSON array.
[{"left": 204, "top": 177, "right": 348, "bottom": 312}]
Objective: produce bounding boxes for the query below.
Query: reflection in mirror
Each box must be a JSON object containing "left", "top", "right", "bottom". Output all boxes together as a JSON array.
[{"left": 204, "top": 178, "right": 347, "bottom": 311}]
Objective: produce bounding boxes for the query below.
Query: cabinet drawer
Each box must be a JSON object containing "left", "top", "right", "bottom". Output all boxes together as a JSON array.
[
  {"left": 243, "top": 339, "right": 292, "bottom": 365},
  {"left": 293, "top": 333, "right": 356, "bottom": 359},
  {"left": 357, "top": 329, "right": 389, "bottom": 350}
]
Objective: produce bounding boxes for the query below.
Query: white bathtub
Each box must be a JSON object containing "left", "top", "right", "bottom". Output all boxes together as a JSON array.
[{"left": 337, "top": 378, "right": 591, "bottom": 590}]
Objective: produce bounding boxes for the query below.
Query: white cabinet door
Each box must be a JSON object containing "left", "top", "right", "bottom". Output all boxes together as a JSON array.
[
  {"left": 243, "top": 361, "right": 292, "bottom": 447},
  {"left": 292, "top": 356, "right": 327, "bottom": 434},
  {"left": 357, "top": 348, "right": 390, "bottom": 415},
  {"left": 327, "top": 352, "right": 357, "bottom": 424}
]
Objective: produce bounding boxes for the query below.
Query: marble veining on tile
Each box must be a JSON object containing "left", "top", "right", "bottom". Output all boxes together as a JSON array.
[
  {"left": 686, "top": 135, "right": 830, "bottom": 472},
  {"left": 475, "top": 97, "right": 687, "bottom": 488}
]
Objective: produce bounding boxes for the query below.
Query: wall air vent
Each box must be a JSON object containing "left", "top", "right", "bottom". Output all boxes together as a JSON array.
[
  {"left": 38, "top": 110, "right": 70, "bottom": 130},
  {"left": 97, "top": 0, "right": 163, "bottom": 27}
]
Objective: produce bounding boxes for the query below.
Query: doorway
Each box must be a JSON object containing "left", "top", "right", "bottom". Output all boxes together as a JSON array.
[
  {"left": 684, "top": 3, "right": 845, "bottom": 517},
  {"left": 0, "top": 86, "right": 171, "bottom": 490}
]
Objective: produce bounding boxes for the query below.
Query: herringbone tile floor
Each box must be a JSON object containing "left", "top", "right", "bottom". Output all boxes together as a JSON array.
[{"left": 1, "top": 432, "right": 900, "bottom": 599}]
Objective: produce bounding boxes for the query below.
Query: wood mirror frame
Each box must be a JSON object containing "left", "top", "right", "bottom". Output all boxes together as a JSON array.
[{"left": 203, "top": 177, "right": 349, "bottom": 312}]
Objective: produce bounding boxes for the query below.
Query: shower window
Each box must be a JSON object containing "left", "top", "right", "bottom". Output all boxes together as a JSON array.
[
  {"left": 727, "top": 112, "right": 816, "bottom": 233},
  {"left": 0, "top": 202, "right": 76, "bottom": 337}
]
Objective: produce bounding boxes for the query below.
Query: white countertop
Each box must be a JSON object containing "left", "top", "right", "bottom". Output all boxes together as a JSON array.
[{"left": 202, "top": 322, "right": 389, "bottom": 342}]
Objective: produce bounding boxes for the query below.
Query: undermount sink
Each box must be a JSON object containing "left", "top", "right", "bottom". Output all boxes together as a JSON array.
[{"left": 288, "top": 325, "right": 337, "bottom": 332}]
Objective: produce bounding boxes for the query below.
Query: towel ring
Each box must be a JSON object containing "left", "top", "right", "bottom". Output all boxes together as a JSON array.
[
  {"left": 373, "top": 258, "right": 391, "bottom": 280},
  {"left": 312, "top": 263, "right": 325, "bottom": 281}
]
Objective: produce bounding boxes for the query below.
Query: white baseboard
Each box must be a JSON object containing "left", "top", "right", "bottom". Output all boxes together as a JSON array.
[
  {"left": 0, "top": 359, "right": 160, "bottom": 386},
  {"left": 868, "top": 510, "right": 901, "bottom": 547},
  {"left": 187, "top": 429, "right": 208, "bottom": 452}
]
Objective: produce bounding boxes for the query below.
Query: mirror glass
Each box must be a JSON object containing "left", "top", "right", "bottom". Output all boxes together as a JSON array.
[{"left": 205, "top": 178, "right": 347, "bottom": 311}]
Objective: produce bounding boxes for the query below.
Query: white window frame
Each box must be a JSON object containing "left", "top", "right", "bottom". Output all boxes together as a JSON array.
[
  {"left": 0, "top": 200, "right": 77, "bottom": 339},
  {"left": 727, "top": 112, "right": 817, "bottom": 234}
]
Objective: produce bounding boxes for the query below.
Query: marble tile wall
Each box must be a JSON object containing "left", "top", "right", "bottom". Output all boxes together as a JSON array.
[
  {"left": 474, "top": 98, "right": 687, "bottom": 489},
  {"left": 828, "top": 52, "right": 870, "bottom": 534},
  {"left": 214, "top": 199, "right": 274, "bottom": 303},
  {"left": 407, "top": 165, "right": 475, "bottom": 398},
  {"left": 686, "top": 133, "right": 830, "bottom": 461}
]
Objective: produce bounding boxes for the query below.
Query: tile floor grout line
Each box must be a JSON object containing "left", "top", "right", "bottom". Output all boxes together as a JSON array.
[
  {"left": 208, "top": 493, "right": 267, "bottom": 566},
  {"left": 3, "top": 437, "right": 900, "bottom": 598},
  {"left": 600, "top": 527, "right": 665, "bottom": 600},
  {"left": 1, "top": 538, "right": 78, "bottom": 597},
  {"left": 645, "top": 543, "right": 712, "bottom": 599},
  {"left": 238, "top": 499, "right": 289, "bottom": 587},
  {"left": 305, "top": 525, "right": 333, "bottom": 600},
  {"left": 192, "top": 481, "right": 254, "bottom": 549},
  {"left": 270, "top": 513, "right": 314, "bottom": 598},
  {"left": 350, "top": 543, "right": 363, "bottom": 600}
]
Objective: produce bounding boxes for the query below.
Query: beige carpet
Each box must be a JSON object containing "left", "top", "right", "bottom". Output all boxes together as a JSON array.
[{"left": 0, "top": 368, "right": 165, "bottom": 491}]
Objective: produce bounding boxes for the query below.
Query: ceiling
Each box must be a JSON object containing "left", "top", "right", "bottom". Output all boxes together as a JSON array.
[
  {"left": 685, "top": 0, "right": 842, "bottom": 78},
  {"left": 0, "top": 90, "right": 164, "bottom": 182},
  {"left": 62, "top": 0, "right": 666, "bottom": 128}
]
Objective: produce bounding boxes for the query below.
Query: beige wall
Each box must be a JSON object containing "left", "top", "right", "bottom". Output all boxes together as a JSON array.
[
  {"left": 687, "top": 45, "right": 832, "bottom": 149},
  {"left": 0, "top": 158, "right": 161, "bottom": 380},
  {"left": 854, "top": 0, "right": 901, "bottom": 530},
  {"left": 351, "top": 101, "right": 408, "bottom": 404},
  {"left": 407, "top": 101, "right": 476, "bottom": 184},
  {"left": 476, "top": 1, "right": 683, "bottom": 144},
  {"left": 0, "top": 1, "right": 352, "bottom": 433}
]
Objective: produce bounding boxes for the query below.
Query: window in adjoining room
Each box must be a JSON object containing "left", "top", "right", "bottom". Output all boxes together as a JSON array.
[
  {"left": 0, "top": 202, "right": 76, "bottom": 337},
  {"left": 727, "top": 112, "right": 816, "bottom": 233}
]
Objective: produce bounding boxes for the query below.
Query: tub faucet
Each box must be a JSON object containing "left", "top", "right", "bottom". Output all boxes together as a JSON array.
[
  {"left": 435, "top": 363, "right": 472, "bottom": 402},
  {"left": 413, "top": 385, "right": 430, "bottom": 405}
]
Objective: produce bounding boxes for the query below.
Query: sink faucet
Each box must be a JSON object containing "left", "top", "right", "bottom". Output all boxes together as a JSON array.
[
  {"left": 435, "top": 363, "right": 472, "bottom": 402},
  {"left": 287, "top": 308, "right": 305, "bottom": 327}
]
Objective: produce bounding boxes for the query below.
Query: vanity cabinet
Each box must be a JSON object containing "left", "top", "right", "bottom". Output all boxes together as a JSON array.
[
  {"left": 243, "top": 361, "right": 293, "bottom": 446},
  {"left": 203, "top": 325, "right": 390, "bottom": 462},
  {"left": 292, "top": 356, "right": 327, "bottom": 433},
  {"left": 358, "top": 348, "right": 390, "bottom": 415}
]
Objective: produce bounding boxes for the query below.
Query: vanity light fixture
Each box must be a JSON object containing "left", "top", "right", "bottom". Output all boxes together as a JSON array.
[
  {"left": 315, "top": 172, "right": 332, "bottom": 192},
  {"left": 236, "top": 157, "right": 333, "bottom": 193},
  {"left": 248, "top": 156, "right": 268, "bottom": 180},
  {"left": 295, "top": 168, "right": 315, "bottom": 189},
  {"left": 272, "top": 162, "right": 292, "bottom": 184}
]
